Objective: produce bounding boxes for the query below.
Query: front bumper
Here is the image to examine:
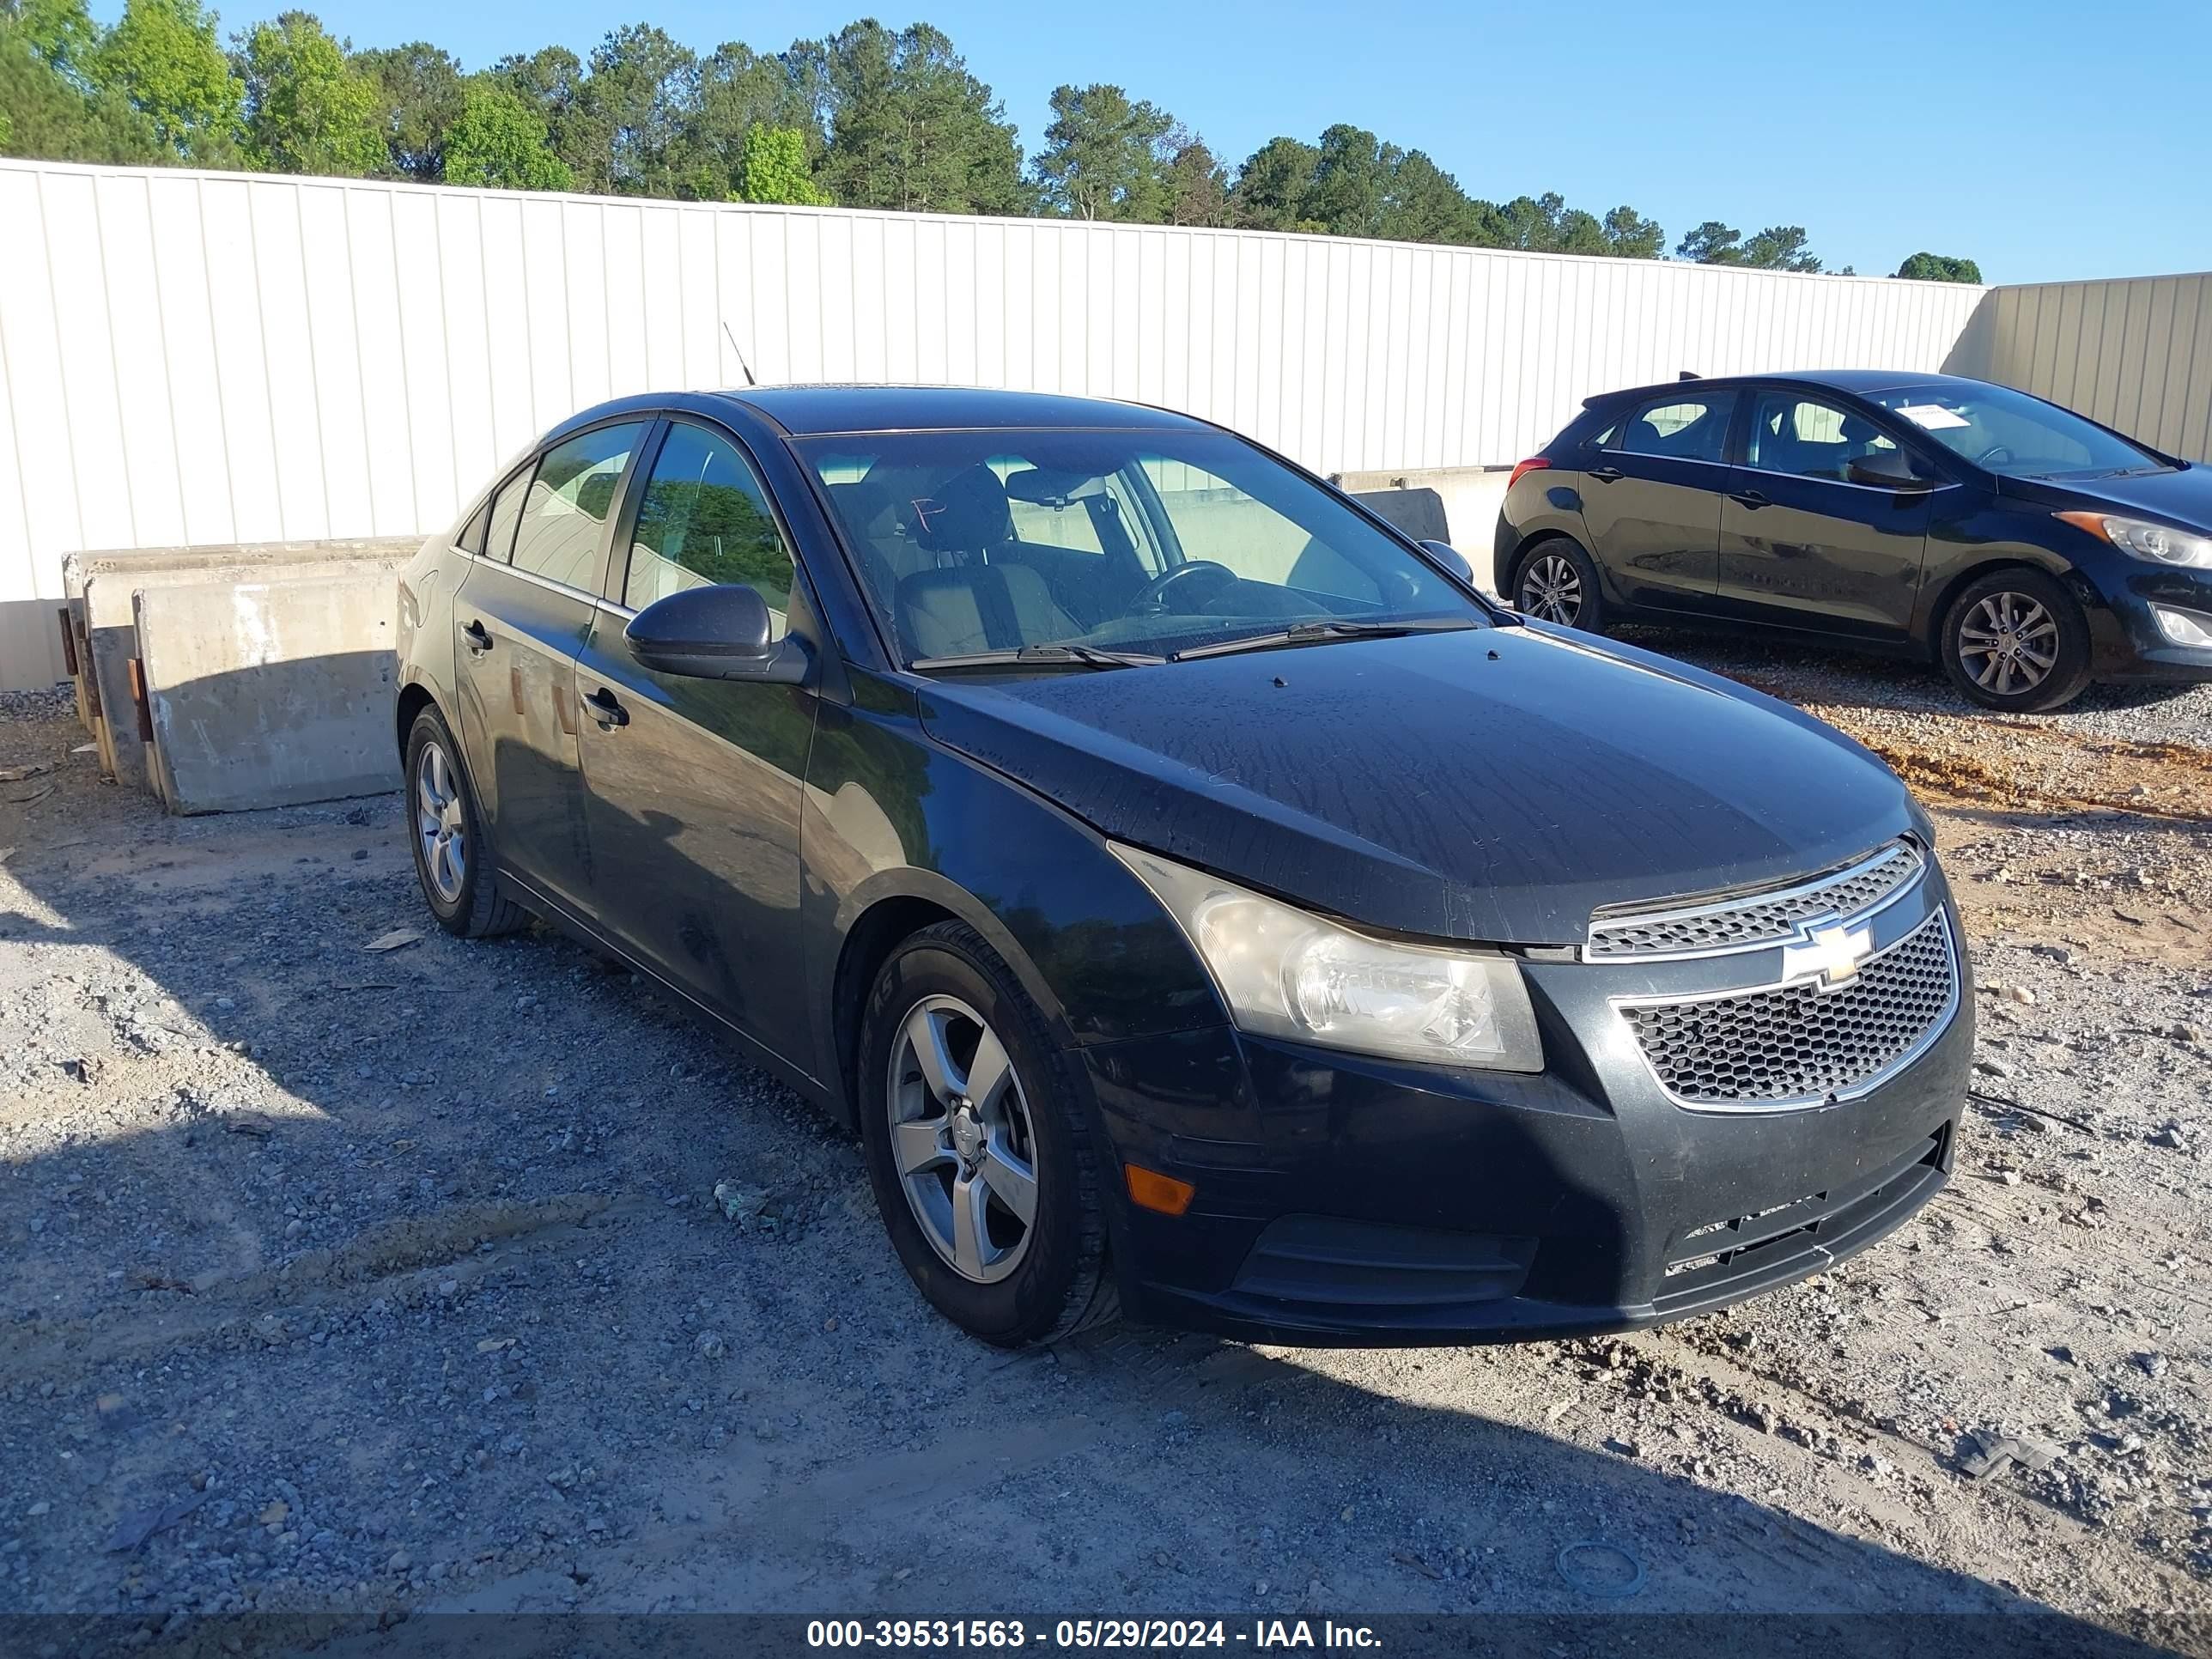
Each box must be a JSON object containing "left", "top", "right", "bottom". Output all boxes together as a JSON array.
[
  {"left": 2089, "top": 570, "right": 2212, "bottom": 683},
  {"left": 1081, "top": 884, "right": 1972, "bottom": 1346}
]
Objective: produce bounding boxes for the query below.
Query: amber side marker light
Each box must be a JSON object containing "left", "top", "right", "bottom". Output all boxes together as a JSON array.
[{"left": 1125, "top": 1164, "right": 1196, "bottom": 1217}]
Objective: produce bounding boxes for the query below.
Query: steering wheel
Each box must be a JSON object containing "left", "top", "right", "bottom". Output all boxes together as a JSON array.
[
  {"left": 1975, "top": 443, "right": 2014, "bottom": 469},
  {"left": 1125, "top": 559, "right": 1237, "bottom": 614}
]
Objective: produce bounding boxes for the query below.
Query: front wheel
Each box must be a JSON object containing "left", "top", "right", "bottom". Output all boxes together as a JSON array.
[
  {"left": 857, "top": 921, "right": 1116, "bottom": 1346},
  {"left": 1512, "top": 537, "right": 1606, "bottom": 631},
  {"left": 1940, "top": 569, "right": 2092, "bottom": 712}
]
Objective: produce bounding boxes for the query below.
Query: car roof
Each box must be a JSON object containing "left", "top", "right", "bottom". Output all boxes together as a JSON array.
[
  {"left": 711, "top": 384, "right": 1210, "bottom": 437},
  {"left": 1589, "top": 368, "right": 1989, "bottom": 407}
]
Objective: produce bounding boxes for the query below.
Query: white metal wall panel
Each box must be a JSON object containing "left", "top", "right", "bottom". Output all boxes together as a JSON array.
[{"left": 3, "top": 157, "right": 2003, "bottom": 684}]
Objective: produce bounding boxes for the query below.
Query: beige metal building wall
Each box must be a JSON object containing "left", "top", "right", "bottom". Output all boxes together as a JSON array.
[
  {"left": 0, "top": 160, "right": 1990, "bottom": 689},
  {"left": 1942, "top": 271, "right": 2212, "bottom": 465}
]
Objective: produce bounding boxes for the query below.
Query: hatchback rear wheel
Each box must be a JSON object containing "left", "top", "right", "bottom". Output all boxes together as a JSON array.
[
  {"left": 857, "top": 921, "right": 1116, "bottom": 1346},
  {"left": 1513, "top": 537, "right": 1605, "bottom": 631},
  {"left": 1940, "top": 569, "right": 2092, "bottom": 712}
]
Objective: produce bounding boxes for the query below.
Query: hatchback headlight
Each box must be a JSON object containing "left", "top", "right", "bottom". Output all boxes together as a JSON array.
[
  {"left": 1111, "top": 843, "right": 1543, "bottom": 1071},
  {"left": 2057, "top": 511, "right": 2212, "bottom": 568}
]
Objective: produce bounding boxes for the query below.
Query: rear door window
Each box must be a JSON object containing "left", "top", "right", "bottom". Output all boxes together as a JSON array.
[
  {"left": 1610, "top": 392, "right": 1736, "bottom": 465},
  {"left": 1746, "top": 392, "right": 1899, "bottom": 482},
  {"left": 507, "top": 423, "right": 647, "bottom": 591}
]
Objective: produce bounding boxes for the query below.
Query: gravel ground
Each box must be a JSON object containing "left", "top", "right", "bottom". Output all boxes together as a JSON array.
[{"left": 4, "top": 647, "right": 2212, "bottom": 1657}]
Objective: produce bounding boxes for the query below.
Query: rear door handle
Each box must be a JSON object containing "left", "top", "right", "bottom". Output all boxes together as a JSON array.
[
  {"left": 1728, "top": 488, "right": 1771, "bottom": 509},
  {"left": 580, "top": 686, "right": 629, "bottom": 730},
  {"left": 1586, "top": 466, "right": 1623, "bottom": 483},
  {"left": 462, "top": 619, "right": 492, "bottom": 655}
]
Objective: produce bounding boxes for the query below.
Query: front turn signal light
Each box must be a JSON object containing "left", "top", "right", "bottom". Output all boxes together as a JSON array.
[{"left": 1125, "top": 1164, "right": 1196, "bottom": 1217}]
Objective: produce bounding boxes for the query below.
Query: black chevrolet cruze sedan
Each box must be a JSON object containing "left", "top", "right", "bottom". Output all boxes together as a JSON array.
[
  {"left": 1495, "top": 370, "right": 2212, "bottom": 711},
  {"left": 396, "top": 386, "right": 1970, "bottom": 1347}
]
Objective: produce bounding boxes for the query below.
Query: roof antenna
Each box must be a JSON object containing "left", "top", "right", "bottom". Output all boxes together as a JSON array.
[
  {"left": 721, "top": 321, "right": 757, "bottom": 388},
  {"left": 1678, "top": 369, "right": 1701, "bottom": 380}
]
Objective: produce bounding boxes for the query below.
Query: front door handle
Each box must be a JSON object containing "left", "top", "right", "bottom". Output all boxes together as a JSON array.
[
  {"left": 1586, "top": 465, "right": 1624, "bottom": 483},
  {"left": 580, "top": 686, "right": 629, "bottom": 730},
  {"left": 462, "top": 619, "right": 492, "bottom": 655},
  {"left": 1728, "top": 488, "right": 1771, "bottom": 509}
]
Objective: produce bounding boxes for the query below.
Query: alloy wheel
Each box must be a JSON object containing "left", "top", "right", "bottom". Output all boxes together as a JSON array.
[
  {"left": 415, "top": 739, "right": 467, "bottom": 904},
  {"left": 1956, "top": 591, "right": 2059, "bottom": 697},
  {"left": 1518, "top": 552, "right": 1584, "bottom": 624},
  {"left": 884, "top": 994, "right": 1041, "bottom": 1285}
]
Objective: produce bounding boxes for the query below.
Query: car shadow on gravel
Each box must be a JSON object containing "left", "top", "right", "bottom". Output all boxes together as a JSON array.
[
  {"left": 0, "top": 700, "right": 2200, "bottom": 1650},
  {"left": 1611, "top": 623, "right": 2212, "bottom": 732}
]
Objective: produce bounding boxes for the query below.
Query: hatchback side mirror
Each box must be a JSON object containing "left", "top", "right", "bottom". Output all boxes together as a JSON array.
[
  {"left": 1847, "top": 448, "right": 1934, "bottom": 491},
  {"left": 625, "top": 585, "right": 810, "bottom": 684},
  {"left": 1419, "top": 539, "right": 1477, "bottom": 587}
]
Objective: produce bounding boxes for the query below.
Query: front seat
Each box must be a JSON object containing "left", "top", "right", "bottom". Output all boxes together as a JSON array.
[
  {"left": 896, "top": 565, "right": 1082, "bottom": 659},
  {"left": 914, "top": 465, "right": 1016, "bottom": 565}
]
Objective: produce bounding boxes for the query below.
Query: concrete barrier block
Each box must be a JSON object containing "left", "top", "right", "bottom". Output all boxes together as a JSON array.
[
  {"left": 79, "top": 542, "right": 416, "bottom": 791},
  {"left": 1336, "top": 467, "right": 1513, "bottom": 593},
  {"left": 1348, "top": 486, "right": 1449, "bottom": 545},
  {"left": 132, "top": 571, "right": 402, "bottom": 815}
]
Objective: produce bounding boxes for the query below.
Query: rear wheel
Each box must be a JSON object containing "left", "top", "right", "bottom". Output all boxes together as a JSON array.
[
  {"left": 1512, "top": 537, "right": 1606, "bottom": 631},
  {"left": 1940, "top": 569, "right": 2092, "bottom": 713},
  {"left": 857, "top": 921, "right": 1115, "bottom": 1346},
  {"left": 404, "top": 706, "right": 529, "bottom": 938}
]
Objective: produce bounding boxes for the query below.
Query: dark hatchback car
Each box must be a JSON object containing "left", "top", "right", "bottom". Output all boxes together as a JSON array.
[
  {"left": 396, "top": 386, "right": 1970, "bottom": 1348},
  {"left": 1495, "top": 370, "right": 2212, "bottom": 711}
]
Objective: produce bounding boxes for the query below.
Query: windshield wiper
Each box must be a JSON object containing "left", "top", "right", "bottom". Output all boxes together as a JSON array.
[
  {"left": 1170, "top": 617, "right": 1477, "bottom": 661},
  {"left": 908, "top": 643, "right": 1166, "bottom": 672}
]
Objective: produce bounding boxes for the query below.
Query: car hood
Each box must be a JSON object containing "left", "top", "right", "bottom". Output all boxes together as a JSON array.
[
  {"left": 2004, "top": 460, "right": 2212, "bottom": 524},
  {"left": 915, "top": 624, "right": 1919, "bottom": 946}
]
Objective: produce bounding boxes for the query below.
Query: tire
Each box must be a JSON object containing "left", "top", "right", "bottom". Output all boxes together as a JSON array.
[
  {"left": 1939, "top": 568, "right": 2093, "bottom": 713},
  {"left": 404, "top": 705, "right": 530, "bottom": 939},
  {"left": 1512, "top": 536, "right": 1607, "bottom": 631},
  {"left": 857, "top": 921, "right": 1117, "bottom": 1346}
]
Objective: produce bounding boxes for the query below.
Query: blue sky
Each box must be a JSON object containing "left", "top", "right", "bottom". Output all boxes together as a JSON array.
[{"left": 160, "top": 0, "right": 2212, "bottom": 284}]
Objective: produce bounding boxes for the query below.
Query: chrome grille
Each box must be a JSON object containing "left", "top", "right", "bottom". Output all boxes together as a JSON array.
[
  {"left": 1620, "top": 911, "right": 1958, "bottom": 1109},
  {"left": 1586, "top": 841, "right": 1924, "bottom": 959}
]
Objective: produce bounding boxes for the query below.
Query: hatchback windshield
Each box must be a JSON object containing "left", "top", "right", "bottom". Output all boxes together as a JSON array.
[
  {"left": 798, "top": 428, "right": 1480, "bottom": 665},
  {"left": 1867, "top": 382, "right": 2167, "bottom": 481}
]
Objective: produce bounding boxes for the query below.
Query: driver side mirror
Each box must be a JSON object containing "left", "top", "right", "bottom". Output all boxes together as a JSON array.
[
  {"left": 1418, "top": 539, "right": 1478, "bottom": 588},
  {"left": 1846, "top": 448, "right": 1935, "bottom": 491},
  {"left": 625, "top": 585, "right": 810, "bottom": 684}
]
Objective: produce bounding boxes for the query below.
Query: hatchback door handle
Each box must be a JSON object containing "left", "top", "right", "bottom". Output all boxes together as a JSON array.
[
  {"left": 1728, "top": 488, "right": 1770, "bottom": 509},
  {"left": 462, "top": 619, "right": 492, "bottom": 655},
  {"left": 1586, "top": 466, "right": 1623, "bottom": 483},
  {"left": 580, "top": 686, "right": 629, "bottom": 730}
]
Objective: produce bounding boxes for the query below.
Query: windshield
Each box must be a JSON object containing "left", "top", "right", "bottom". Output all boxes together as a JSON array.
[
  {"left": 797, "top": 428, "right": 1481, "bottom": 665},
  {"left": 1867, "top": 383, "right": 2167, "bottom": 481}
]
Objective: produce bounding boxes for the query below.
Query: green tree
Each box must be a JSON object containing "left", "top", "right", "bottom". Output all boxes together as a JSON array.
[
  {"left": 571, "top": 22, "right": 696, "bottom": 198},
  {"left": 0, "top": 21, "right": 163, "bottom": 160},
  {"left": 354, "top": 40, "right": 460, "bottom": 179},
  {"left": 1161, "top": 131, "right": 1228, "bottom": 227},
  {"left": 1304, "top": 123, "right": 1395, "bottom": 238},
  {"left": 1380, "top": 150, "right": 1486, "bottom": 244},
  {"left": 5, "top": 0, "right": 97, "bottom": 78},
  {"left": 1228, "top": 135, "right": 1320, "bottom": 231},
  {"left": 94, "top": 0, "right": 240, "bottom": 160},
  {"left": 1738, "top": 224, "right": 1820, "bottom": 272},
  {"left": 1601, "top": 204, "right": 1664, "bottom": 258},
  {"left": 235, "top": 10, "right": 382, "bottom": 175},
  {"left": 1033, "top": 82, "right": 1175, "bottom": 222},
  {"left": 680, "top": 40, "right": 817, "bottom": 200},
  {"left": 1896, "top": 251, "right": 1982, "bottom": 283},
  {"left": 737, "top": 122, "right": 828, "bottom": 204},
  {"left": 442, "top": 76, "right": 571, "bottom": 190},
  {"left": 811, "top": 21, "right": 1025, "bottom": 216},
  {"left": 1675, "top": 219, "right": 1742, "bottom": 264}
]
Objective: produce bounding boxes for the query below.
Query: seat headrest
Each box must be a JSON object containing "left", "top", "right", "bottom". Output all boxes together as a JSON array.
[
  {"left": 915, "top": 465, "right": 1012, "bottom": 556},
  {"left": 1838, "top": 414, "right": 1880, "bottom": 444}
]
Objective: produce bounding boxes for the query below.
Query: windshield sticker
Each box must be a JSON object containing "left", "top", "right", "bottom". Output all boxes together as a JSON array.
[{"left": 1896, "top": 403, "right": 1971, "bottom": 430}]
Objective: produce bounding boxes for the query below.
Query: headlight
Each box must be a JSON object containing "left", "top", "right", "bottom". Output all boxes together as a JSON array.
[
  {"left": 1110, "top": 843, "right": 1543, "bottom": 1071},
  {"left": 2057, "top": 511, "right": 2212, "bottom": 568}
]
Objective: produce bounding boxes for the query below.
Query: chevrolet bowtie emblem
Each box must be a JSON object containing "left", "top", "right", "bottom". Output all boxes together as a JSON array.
[{"left": 1783, "top": 921, "right": 1874, "bottom": 991}]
